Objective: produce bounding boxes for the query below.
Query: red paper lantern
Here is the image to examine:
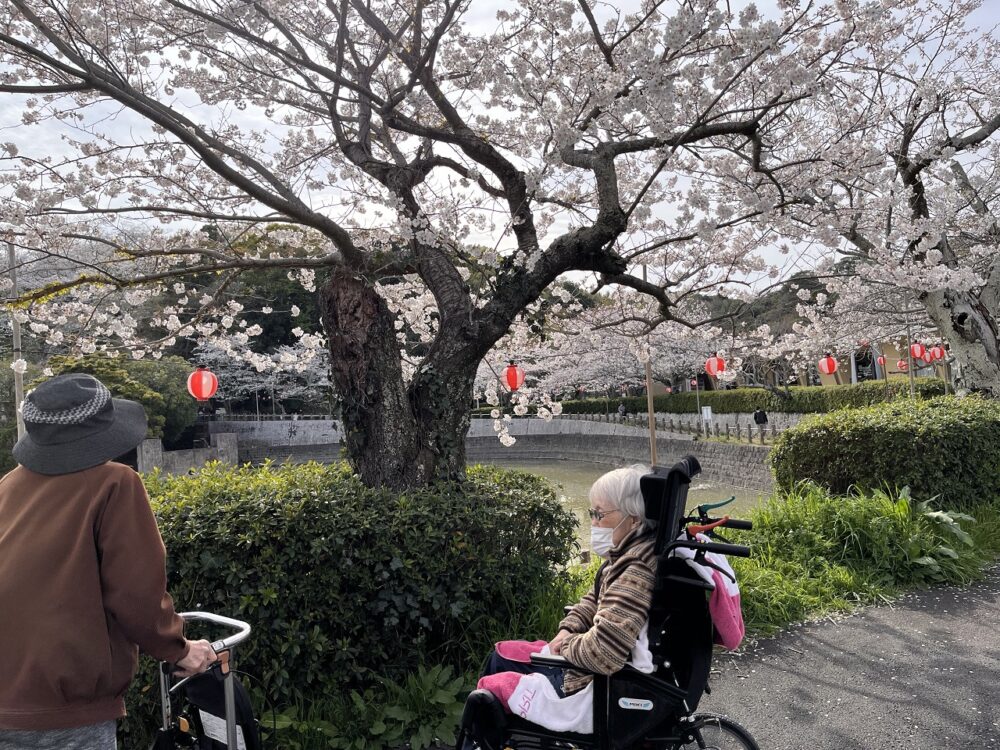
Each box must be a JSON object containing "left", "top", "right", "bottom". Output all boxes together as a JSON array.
[
  {"left": 187, "top": 367, "right": 218, "bottom": 402},
  {"left": 877, "top": 355, "right": 886, "bottom": 366},
  {"left": 690, "top": 378, "right": 698, "bottom": 388},
  {"left": 929, "top": 345, "right": 946, "bottom": 362},
  {"left": 504, "top": 362, "right": 525, "bottom": 391},
  {"left": 897, "top": 359, "right": 909, "bottom": 372},
  {"left": 909, "top": 342, "right": 926, "bottom": 361},
  {"left": 817, "top": 354, "right": 838, "bottom": 375},
  {"left": 705, "top": 355, "right": 726, "bottom": 377}
]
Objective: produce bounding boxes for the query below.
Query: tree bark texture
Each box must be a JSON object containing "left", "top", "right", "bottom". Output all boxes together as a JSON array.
[
  {"left": 319, "top": 269, "right": 474, "bottom": 489},
  {"left": 922, "top": 286, "right": 1000, "bottom": 396}
]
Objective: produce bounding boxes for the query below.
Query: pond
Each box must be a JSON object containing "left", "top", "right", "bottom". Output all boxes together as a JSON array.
[{"left": 481, "top": 460, "right": 766, "bottom": 548}]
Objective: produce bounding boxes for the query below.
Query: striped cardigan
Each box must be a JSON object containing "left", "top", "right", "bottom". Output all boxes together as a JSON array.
[{"left": 558, "top": 527, "right": 656, "bottom": 694}]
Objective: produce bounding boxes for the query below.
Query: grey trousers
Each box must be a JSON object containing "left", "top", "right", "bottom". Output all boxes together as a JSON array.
[{"left": 0, "top": 720, "right": 116, "bottom": 750}]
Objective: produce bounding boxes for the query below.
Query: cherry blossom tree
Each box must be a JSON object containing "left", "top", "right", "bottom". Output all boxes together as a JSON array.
[
  {"left": 753, "top": 0, "right": 1000, "bottom": 394},
  {"left": 1, "top": 0, "right": 862, "bottom": 488}
]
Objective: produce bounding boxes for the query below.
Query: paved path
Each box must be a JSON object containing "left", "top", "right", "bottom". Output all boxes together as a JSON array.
[{"left": 701, "top": 567, "right": 1000, "bottom": 747}]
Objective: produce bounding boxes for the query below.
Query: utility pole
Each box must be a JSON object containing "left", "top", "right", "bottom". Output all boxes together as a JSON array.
[
  {"left": 644, "top": 355, "right": 657, "bottom": 467},
  {"left": 641, "top": 265, "right": 657, "bottom": 467},
  {"left": 905, "top": 321, "right": 916, "bottom": 399},
  {"left": 7, "top": 242, "right": 24, "bottom": 439}
]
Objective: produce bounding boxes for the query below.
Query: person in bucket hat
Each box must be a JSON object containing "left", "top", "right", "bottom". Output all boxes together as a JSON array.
[{"left": 0, "top": 373, "right": 217, "bottom": 749}]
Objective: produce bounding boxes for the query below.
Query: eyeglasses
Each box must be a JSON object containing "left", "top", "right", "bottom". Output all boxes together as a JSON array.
[{"left": 588, "top": 508, "right": 620, "bottom": 522}]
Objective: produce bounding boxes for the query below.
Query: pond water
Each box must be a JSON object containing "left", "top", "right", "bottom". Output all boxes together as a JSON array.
[{"left": 481, "top": 460, "right": 766, "bottom": 547}]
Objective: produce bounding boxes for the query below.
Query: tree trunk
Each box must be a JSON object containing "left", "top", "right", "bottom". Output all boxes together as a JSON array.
[
  {"left": 319, "top": 269, "right": 475, "bottom": 489},
  {"left": 922, "top": 287, "right": 1000, "bottom": 396}
]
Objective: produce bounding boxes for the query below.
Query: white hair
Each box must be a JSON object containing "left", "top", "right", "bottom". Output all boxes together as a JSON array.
[{"left": 589, "top": 464, "right": 651, "bottom": 528}]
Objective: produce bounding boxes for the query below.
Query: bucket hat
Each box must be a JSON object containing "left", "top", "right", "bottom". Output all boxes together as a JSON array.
[{"left": 12, "top": 373, "right": 148, "bottom": 475}]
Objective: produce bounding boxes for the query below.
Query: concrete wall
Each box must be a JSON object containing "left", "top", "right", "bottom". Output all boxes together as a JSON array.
[
  {"left": 207, "top": 418, "right": 343, "bottom": 447},
  {"left": 137, "top": 433, "right": 239, "bottom": 475}
]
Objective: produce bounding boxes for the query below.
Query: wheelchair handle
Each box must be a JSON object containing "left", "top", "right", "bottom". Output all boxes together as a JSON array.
[
  {"left": 720, "top": 518, "right": 753, "bottom": 531},
  {"left": 180, "top": 611, "right": 252, "bottom": 653},
  {"left": 666, "top": 540, "right": 751, "bottom": 558}
]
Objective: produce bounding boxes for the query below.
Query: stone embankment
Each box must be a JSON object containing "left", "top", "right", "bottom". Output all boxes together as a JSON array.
[{"left": 194, "top": 416, "right": 774, "bottom": 492}]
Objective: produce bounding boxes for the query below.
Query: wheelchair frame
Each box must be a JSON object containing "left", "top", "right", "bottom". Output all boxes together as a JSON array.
[{"left": 457, "top": 455, "right": 759, "bottom": 750}]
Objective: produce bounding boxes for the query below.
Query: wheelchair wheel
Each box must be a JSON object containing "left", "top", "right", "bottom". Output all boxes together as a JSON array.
[{"left": 675, "top": 713, "right": 758, "bottom": 750}]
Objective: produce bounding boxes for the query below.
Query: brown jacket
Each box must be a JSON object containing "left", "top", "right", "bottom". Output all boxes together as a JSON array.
[
  {"left": 0, "top": 462, "right": 188, "bottom": 730},
  {"left": 558, "top": 527, "right": 656, "bottom": 694}
]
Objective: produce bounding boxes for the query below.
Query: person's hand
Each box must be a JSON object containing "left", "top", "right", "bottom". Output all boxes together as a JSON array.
[
  {"left": 549, "top": 629, "right": 573, "bottom": 655},
  {"left": 174, "top": 639, "right": 218, "bottom": 677}
]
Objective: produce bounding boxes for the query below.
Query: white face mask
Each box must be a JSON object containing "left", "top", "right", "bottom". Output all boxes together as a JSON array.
[
  {"left": 590, "top": 516, "right": 631, "bottom": 558},
  {"left": 590, "top": 525, "right": 615, "bottom": 558}
]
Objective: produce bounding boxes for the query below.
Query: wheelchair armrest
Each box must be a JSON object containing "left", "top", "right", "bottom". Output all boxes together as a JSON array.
[{"left": 528, "top": 653, "right": 572, "bottom": 669}]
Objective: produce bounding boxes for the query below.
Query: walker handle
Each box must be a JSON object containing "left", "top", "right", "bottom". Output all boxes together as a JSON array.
[{"left": 180, "top": 611, "right": 252, "bottom": 653}]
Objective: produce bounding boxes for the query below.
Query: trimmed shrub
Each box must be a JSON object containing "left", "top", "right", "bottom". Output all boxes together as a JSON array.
[
  {"left": 489, "top": 378, "right": 947, "bottom": 417},
  {"left": 122, "top": 462, "right": 576, "bottom": 745},
  {"left": 770, "top": 396, "right": 1000, "bottom": 509}
]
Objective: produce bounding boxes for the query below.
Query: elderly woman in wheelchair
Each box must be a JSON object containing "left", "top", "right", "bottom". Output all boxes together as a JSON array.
[{"left": 458, "top": 457, "right": 759, "bottom": 750}]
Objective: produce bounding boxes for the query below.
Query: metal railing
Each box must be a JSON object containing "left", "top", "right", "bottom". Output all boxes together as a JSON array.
[
  {"left": 472, "top": 411, "right": 787, "bottom": 445},
  {"left": 197, "top": 413, "right": 334, "bottom": 421}
]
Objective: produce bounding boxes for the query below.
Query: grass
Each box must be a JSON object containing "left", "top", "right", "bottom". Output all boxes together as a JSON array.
[{"left": 729, "top": 484, "right": 1000, "bottom": 634}]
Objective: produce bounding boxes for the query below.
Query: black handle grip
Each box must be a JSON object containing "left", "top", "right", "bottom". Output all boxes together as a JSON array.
[
  {"left": 665, "top": 540, "right": 752, "bottom": 559},
  {"left": 699, "top": 541, "right": 751, "bottom": 558},
  {"left": 721, "top": 519, "right": 753, "bottom": 531}
]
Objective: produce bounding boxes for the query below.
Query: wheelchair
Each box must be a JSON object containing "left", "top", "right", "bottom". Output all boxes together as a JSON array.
[{"left": 457, "top": 456, "right": 759, "bottom": 750}]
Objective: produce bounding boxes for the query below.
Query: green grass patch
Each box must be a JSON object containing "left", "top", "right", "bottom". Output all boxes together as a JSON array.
[{"left": 731, "top": 483, "right": 1000, "bottom": 634}]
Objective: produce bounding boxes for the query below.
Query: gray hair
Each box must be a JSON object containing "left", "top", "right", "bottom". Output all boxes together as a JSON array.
[{"left": 589, "top": 464, "right": 651, "bottom": 529}]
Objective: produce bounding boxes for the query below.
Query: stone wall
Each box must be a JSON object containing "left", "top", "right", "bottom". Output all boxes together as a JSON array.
[
  {"left": 207, "top": 418, "right": 343, "bottom": 447},
  {"left": 137, "top": 432, "right": 239, "bottom": 475}
]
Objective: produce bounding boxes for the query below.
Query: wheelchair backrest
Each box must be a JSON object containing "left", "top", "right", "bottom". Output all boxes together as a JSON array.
[
  {"left": 639, "top": 457, "right": 714, "bottom": 713},
  {"left": 639, "top": 456, "right": 699, "bottom": 556}
]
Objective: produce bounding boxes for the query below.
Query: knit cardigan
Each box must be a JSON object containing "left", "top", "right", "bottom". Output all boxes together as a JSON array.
[{"left": 558, "top": 527, "right": 656, "bottom": 694}]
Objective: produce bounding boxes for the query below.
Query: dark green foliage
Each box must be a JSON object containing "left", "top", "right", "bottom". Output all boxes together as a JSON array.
[
  {"left": 121, "top": 462, "right": 577, "bottom": 746},
  {"left": 0, "top": 360, "right": 46, "bottom": 473},
  {"left": 266, "top": 664, "right": 473, "bottom": 750},
  {"left": 116, "top": 357, "right": 200, "bottom": 446},
  {"left": 0, "top": 422, "right": 16, "bottom": 475},
  {"left": 545, "top": 378, "right": 947, "bottom": 416},
  {"left": 770, "top": 396, "right": 1000, "bottom": 509}
]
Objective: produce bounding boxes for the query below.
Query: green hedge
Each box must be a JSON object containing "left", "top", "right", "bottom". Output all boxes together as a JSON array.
[
  {"left": 770, "top": 396, "right": 1000, "bottom": 509},
  {"left": 122, "top": 462, "right": 576, "bottom": 746},
  {"left": 538, "top": 378, "right": 946, "bottom": 416}
]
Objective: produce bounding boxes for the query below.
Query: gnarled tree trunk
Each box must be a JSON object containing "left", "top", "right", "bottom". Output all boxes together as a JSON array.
[{"left": 319, "top": 268, "right": 476, "bottom": 489}]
